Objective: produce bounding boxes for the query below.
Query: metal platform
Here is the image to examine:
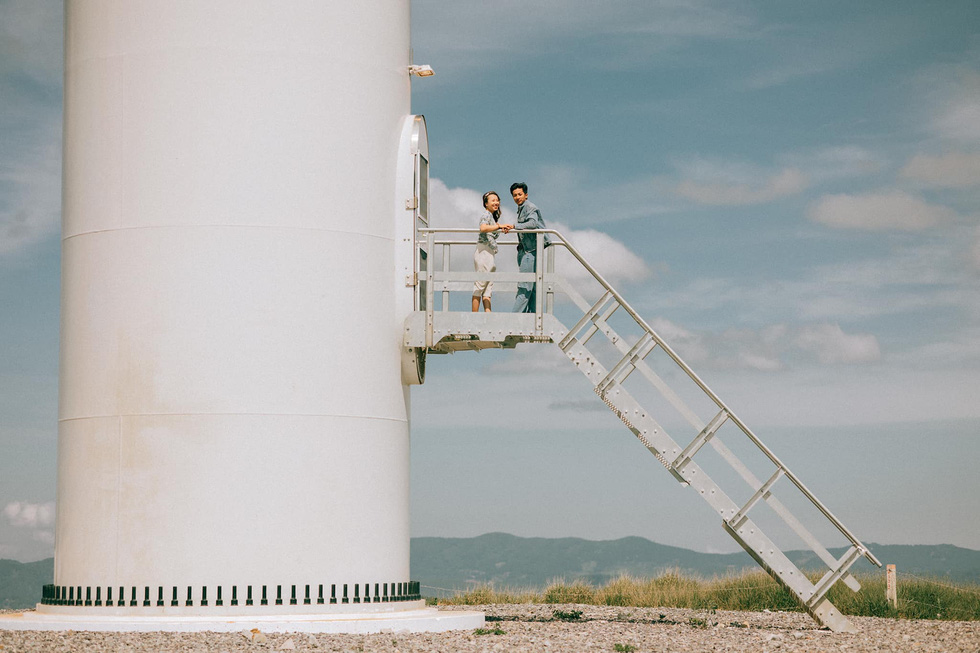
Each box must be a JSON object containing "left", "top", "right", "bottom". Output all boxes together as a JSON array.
[{"left": 404, "top": 311, "right": 562, "bottom": 353}]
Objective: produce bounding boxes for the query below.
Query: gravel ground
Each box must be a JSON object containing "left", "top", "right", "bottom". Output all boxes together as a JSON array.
[{"left": 1, "top": 604, "right": 978, "bottom": 652}]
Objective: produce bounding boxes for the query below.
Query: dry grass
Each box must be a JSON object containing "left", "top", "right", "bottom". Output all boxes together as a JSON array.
[{"left": 437, "top": 569, "right": 980, "bottom": 621}]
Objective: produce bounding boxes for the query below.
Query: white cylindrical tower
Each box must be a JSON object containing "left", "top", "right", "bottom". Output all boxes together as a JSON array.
[{"left": 36, "top": 0, "right": 448, "bottom": 623}]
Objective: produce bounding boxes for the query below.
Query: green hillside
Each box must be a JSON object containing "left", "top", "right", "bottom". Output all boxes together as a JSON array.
[{"left": 0, "top": 558, "right": 52, "bottom": 610}]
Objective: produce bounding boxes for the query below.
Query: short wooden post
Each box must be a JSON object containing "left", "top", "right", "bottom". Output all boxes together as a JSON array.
[{"left": 886, "top": 564, "right": 897, "bottom": 608}]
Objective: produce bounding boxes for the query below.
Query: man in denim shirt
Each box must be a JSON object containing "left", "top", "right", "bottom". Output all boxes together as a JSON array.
[{"left": 510, "top": 182, "right": 548, "bottom": 313}]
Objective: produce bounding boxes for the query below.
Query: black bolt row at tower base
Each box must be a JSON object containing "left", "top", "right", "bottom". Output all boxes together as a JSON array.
[{"left": 40, "top": 581, "right": 421, "bottom": 607}]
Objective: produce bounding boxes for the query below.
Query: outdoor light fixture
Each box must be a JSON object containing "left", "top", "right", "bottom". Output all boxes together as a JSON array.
[{"left": 408, "top": 64, "right": 434, "bottom": 77}]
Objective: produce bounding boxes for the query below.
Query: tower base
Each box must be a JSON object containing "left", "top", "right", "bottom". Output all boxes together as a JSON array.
[{"left": 0, "top": 606, "right": 484, "bottom": 634}]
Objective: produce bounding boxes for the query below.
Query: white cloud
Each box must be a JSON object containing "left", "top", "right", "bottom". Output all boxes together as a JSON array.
[
  {"left": 661, "top": 147, "right": 879, "bottom": 209},
  {"left": 900, "top": 152, "right": 980, "bottom": 189},
  {"left": 548, "top": 399, "right": 607, "bottom": 412},
  {"left": 0, "top": 3, "right": 64, "bottom": 258},
  {"left": 652, "top": 319, "right": 788, "bottom": 371},
  {"left": 646, "top": 317, "right": 880, "bottom": 371},
  {"left": 890, "top": 327, "right": 980, "bottom": 369},
  {"left": 0, "top": 118, "right": 62, "bottom": 256},
  {"left": 786, "top": 146, "right": 884, "bottom": 183},
  {"left": 652, "top": 233, "right": 979, "bottom": 335},
  {"left": 794, "top": 323, "right": 881, "bottom": 365},
  {"left": 3, "top": 501, "right": 55, "bottom": 528},
  {"left": 911, "top": 66, "right": 980, "bottom": 145},
  {"left": 932, "top": 72, "right": 980, "bottom": 144},
  {"left": 482, "top": 343, "right": 574, "bottom": 376},
  {"left": 740, "top": 9, "right": 924, "bottom": 92},
  {"left": 649, "top": 317, "right": 711, "bottom": 364},
  {"left": 0, "top": 500, "right": 56, "bottom": 559},
  {"left": 972, "top": 226, "right": 980, "bottom": 271},
  {"left": 735, "top": 352, "right": 782, "bottom": 372},
  {"left": 611, "top": 1, "right": 754, "bottom": 40},
  {"left": 936, "top": 100, "right": 980, "bottom": 143},
  {"left": 673, "top": 161, "right": 807, "bottom": 206},
  {"left": 33, "top": 529, "right": 55, "bottom": 545},
  {"left": 552, "top": 223, "right": 651, "bottom": 286},
  {"left": 428, "top": 178, "right": 490, "bottom": 229},
  {"left": 0, "top": 2, "right": 63, "bottom": 83},
  {"left": 531, "top": 164, "right": 676, "bottom": 227},
  {"left": 713, "top": 325, "right": 787, "bottom": 371},
  {"left": 799, "top": 237, "right": 980, "bottom": 322},
  {"left": 413, "top": 1, "right": 755, "bottom": 70},
  {"left": 428, "top": 178, "right": 651, "bottom": 288},
  {"left": 807, "top": 191, "right": 955, "bottom": 231}
]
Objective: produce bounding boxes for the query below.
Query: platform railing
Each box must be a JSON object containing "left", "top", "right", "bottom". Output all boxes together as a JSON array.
[{"left": 420, "top": 227, "right": 560, "bottom": 339}]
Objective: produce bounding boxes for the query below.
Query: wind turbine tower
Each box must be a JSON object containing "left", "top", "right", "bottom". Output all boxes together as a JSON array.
[{"left": 4, "top": 0, "right": 475, "bottom": 633}]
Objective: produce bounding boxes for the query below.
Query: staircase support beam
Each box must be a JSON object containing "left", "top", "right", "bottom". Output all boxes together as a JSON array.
[
  {"left": 723, "top": 522, "right": 857, "bottom": 633},
  {"left": 672, "top": 409, "right": 729, "bottom": 472}
]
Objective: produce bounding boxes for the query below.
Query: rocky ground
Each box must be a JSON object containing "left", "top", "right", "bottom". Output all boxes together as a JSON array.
[{"left": 1, "top": 604, "right": 978, "bottom": 652}]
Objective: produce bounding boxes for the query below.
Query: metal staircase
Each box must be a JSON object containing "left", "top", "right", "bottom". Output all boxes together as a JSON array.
[{"left": 404, "top": 227, "right": 881, "bottom": 632}]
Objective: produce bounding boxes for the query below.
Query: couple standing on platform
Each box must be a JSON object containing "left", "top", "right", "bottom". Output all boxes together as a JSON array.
[{"left": 471, "top": 182, "right": 549, "bottom": 313}]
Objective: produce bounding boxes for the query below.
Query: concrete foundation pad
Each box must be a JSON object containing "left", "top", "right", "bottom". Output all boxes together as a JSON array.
[{"left": 0, "top": 607, "right": 484, "bottom": 634}]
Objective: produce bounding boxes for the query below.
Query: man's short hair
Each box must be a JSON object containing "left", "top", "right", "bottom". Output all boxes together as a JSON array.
[{"left": 510, "top": 182, "right": 528, "bottom": 194}]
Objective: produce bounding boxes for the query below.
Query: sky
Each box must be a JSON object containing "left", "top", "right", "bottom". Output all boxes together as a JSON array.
[{"left": 2, "top": 1, "right": 979, "bottom": 563}]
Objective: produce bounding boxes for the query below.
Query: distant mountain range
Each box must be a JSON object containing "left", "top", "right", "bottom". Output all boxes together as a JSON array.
[
  {"left": 0, "top": 558, "right": 53, "bottom": 610},
  {"left": 413, "top": 534, "right": 980, "bottom": 597},
  {"left": 3, "top": 534, "right": 978, "bottom": 608}
]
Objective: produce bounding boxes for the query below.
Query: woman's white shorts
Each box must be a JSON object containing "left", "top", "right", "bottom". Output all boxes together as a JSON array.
[{"left": 473, "top": 243, "right": 496, "bottom": 298}]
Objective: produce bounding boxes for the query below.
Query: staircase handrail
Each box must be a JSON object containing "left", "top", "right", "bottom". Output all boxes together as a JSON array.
[{"left": 417, "top": 225, "right": 881, "bottom": 567}]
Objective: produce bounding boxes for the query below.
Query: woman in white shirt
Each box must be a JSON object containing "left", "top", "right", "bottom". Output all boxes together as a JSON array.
[{"left": 472, "top": 191, "right": 513, "bottom": 312}]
